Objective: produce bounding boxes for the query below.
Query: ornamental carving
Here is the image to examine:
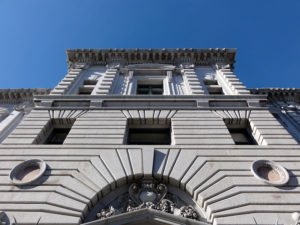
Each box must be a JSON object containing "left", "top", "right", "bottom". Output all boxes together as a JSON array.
[{"left": 96, "top": 179, "right": 198, "bottom": 220}]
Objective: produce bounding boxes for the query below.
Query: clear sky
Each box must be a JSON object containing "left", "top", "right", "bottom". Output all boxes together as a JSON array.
[{"left": 0, "top": 0, "right": 299, "bottom": 89}]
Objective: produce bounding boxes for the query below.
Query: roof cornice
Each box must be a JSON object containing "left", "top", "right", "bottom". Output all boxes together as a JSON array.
[
  {"left": 250, "top": 88, "right": 300, "bottom": 103},
  {"left": 0, "top": 88, "right": 50, "bottom": 104},
  {"left": 66, "top": 48, "right": 236, "bottom": 67}
]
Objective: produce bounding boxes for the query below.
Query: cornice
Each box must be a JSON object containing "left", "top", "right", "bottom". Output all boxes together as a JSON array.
[
  {"left": 0, "top": 88, "right": 50, "bottom": 104},
  {"left": 250, "top": 88, "right": 300, "bottom": 103},
  {"left": 66, "top": 48, "right": 236, "bottom": 68},
  {"left": 33, "top": 94, "right": 267, "bottom": 110}
]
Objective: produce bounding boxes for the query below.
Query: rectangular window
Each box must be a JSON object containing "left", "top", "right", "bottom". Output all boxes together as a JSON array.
[
  {"left": 78, "top": 79, "right": 97, "bottom": 95},
  {"left": 137, "top": 84, "right": 163, "bottom": 95},
  {"left": 127, "top": 128, "right": 170, "bottom": 144},
  {"left": 203, "top": 79, "right": 218, "bottom": 85},
  {"left": 83, "top": 80, "right": 98, "bottom": 85},
  {"left": 224, "top": 119, "right": 257, "bottom": 145},
  {"left": 78, "top": 87, "right": 93, "bottom": 95},
  {"left": 204, "top": 78, "right": 223, "bottom": 95},
  {"left": 126, "top": 119, "right": 171, "bottom": 145},
  {"left": 34, "top": 118, "right": 75, "bottom": 144},
  {"left": 44, "top": 128, "right": 71, "bottom": 144}
]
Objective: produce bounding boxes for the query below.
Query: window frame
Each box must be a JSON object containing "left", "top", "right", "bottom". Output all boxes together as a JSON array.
[
  {"left": 136, "top": 83, "right": 164, "bottom": 95},
  {"left": 125, "top": 118, "right": 172, "bottom": 145},
  {"left": 34, "top": 118, "right": 75, "bottom": 145},
  {"left": 224, "top": 118, "right": 258, "bottom": 145},
  {"left": 130, "top": 75, "right": 170, "bottom": 95}
]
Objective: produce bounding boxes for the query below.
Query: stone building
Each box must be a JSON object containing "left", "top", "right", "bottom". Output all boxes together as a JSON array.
[{"left": 0, "top": 49, "right": 300, "bottom": 225}]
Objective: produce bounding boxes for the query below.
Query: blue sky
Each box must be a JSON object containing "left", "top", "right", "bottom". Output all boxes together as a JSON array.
[{"left": 0, "top": 0, "right": 299, "bottom": 89}]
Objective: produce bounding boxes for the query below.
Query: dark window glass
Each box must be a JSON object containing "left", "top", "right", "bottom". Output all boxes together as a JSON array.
[
  {"left": 137, "top": 84, "right": 163, "bottom": 95},
  {"left": 83, "top": 80, "right": 98, "bottom": 85},
  {"left": 204, "top": 79, "right": 223, "bottom": 95},
  {"left": 44, "top": 128, "right": 71, "bottom": 144},
  {"left": 78, "top": 87, "right": 93, "bottom": 95},
  {"left": 127, "top": 128, "right": 170, "bottom": 145},
  {"left": 34, "top": 118, "right": 75, "bottom": 145},
  {"left": 228, "top": 128, "right": 257, "bottom": 145},
  {"left": 224, "top": 119, "right": 257, "bottom": 145}
]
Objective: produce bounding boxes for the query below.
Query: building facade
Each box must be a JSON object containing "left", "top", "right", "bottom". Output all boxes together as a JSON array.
[{"left": 0, "top": 49, "right": 300, "bottom": 225}]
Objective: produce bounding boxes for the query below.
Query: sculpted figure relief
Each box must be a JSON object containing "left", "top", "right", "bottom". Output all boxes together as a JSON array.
[{"left": 96, "top": 179, "right": 198, "bottom": 221}]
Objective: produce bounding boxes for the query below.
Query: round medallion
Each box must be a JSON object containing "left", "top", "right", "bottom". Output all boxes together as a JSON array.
[
  {"left": 9, "top": 159, "right": 47, "bottom": 185},
  {"left": 251, "top": 160, "right": 289, "bottom": 186}
]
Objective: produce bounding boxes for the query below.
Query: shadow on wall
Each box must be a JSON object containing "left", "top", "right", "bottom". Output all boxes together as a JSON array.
[
  {"left": 272, "top": 112, "right": 300, "bottom": 144},
  {"left": 153, "top": 150, "right": 167, "bottom": 175},
  {"left": 277, "top": 169, "right": 299, "bottom": 191},
  {"left": 0, "top": 211, "right": 10, "bottom": 225}
]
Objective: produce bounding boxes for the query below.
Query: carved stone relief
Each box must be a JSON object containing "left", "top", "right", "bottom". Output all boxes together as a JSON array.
[{"left": 96, "top": 179, "right": 198, "bottom": 221}]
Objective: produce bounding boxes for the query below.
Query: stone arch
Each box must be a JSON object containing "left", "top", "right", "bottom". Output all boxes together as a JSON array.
[{"left": 53, "top": 148, "right": 215, "bottom": 224}]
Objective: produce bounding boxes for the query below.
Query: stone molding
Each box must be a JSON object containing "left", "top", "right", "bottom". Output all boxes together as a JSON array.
[
  {"left": 250, "top": 88, "right": 300, "bottom": 103},
  {"left": 83, "top": 208, "right": 209, "bottom": 225},
  {"left": 67, "top": 48, "right": 236, "bottom": 68},
  {"left": 0, "top": 89, "right": 50, "bottom": 104},
  {"left": 33, "top": 95, "right": 267, "bottom": 110}
]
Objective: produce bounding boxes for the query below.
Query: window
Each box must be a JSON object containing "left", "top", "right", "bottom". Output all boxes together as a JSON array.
[
  {"left": 78, "top": 79, "right": 97, "bottom": 95},
  {"left": 204, "top": 78, "right": 223, "bottom": 95},
  {"left": 78, "top": 87, "right": 93, "bottom": 95},
  {"left": 34, "top": 118, "right": 75, "bottom": 144},
  {"left": 44, "top": 128, "right": 71, "bottom": 144},
  {"left": 83, "top": 80, "right": 98, "bottom": 85},
  {"left": 137, "top": 84, "right": 163, "bottom": 95},
  {"left": 224, "top": 119, "right": 257, "bottom": 145},
  {"left": 126, "top": 119, "right": 171, "bottom": 145}
]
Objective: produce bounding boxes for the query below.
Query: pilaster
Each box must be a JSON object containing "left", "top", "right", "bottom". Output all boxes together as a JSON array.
[
  {"left": 0, "top": 110, "right": 24, "bottom": 143},
  {"left": 215, "top": 64, "right": 250, "bottom": 95},
  {"left": 50, "top": 64, "right": 86, "bottom": 95},
  {"left": 94, "top": 66, "right": 119, "bottom": 95},
  {"left": 181, "top": 65, "right": 204, "bottom": 95},
  {"left": 123, "top": 71, "right": 134, "bottom": 95}
]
